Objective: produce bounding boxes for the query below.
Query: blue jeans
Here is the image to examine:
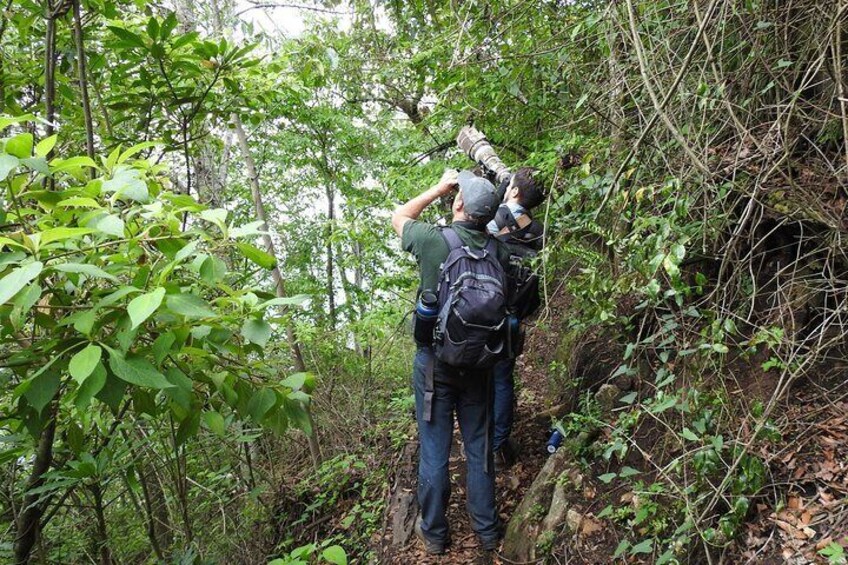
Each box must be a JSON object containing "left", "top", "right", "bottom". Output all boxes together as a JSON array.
[
  {"left": 412, "top": 347, "right": 499, "bottom": 546},
  {"left": 492, "top": 358, "right": 516, "bottom": 452}
]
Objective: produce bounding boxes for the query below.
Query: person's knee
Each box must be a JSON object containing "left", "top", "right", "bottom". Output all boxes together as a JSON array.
[{"left": 420, "top": 458, "right": 450, "bottom": 476}]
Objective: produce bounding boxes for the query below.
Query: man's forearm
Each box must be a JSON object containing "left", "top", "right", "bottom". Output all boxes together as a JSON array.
[
  {"left": 392, "top": 169, "right": 458, "bottom": 236},
  {"left": 392, "top": 185, "right": 449, "bottom": 236},
  {"left": 397, "top": 185, "right": 442, "bottom": 218}
]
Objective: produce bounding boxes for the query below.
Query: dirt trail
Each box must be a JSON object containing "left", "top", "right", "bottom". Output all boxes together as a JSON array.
[{"left": 385, "top": 353, "right": 552, "bottom": 564}]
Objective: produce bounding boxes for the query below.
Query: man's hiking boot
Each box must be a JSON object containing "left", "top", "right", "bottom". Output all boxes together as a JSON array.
[
  {"left": 494, "top": 438, "right": 517, "bottom": 472},
  {"left": 415, "top": 515, "right": 448, "bottom": 555},
  {"left": 478, "top": 520, "right": 505, "bottom": 551},
  {"left": 479, "top": 536, "right": 500, "bottom": 551}
]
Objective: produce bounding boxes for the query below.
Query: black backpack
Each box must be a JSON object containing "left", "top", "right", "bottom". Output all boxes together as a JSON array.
[
  {"left": 433, "top": 228, "right": 508, "bottom": 368},
  {"left": 493, "top": 206, "right": 543, "bottom": 320},
  {"left": 492, "top": 205, "right": 544, "bottom": 252}
]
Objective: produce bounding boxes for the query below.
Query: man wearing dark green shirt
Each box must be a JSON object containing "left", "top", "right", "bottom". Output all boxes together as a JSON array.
[{"left": 392, "top": 169, "right": 509, "bottom": 555}]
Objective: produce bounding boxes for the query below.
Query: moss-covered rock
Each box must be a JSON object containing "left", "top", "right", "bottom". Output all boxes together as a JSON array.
[{"left": 502, "top": 449, "right": 574, "bottom": 562}]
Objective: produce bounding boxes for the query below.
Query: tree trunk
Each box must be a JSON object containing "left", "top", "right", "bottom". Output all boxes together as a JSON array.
[
  {"left": 71, "top": 0, "right": 95, "bottom": 162},
  {"left": 0, "top": 0, "right": 13, "bottom": 114},
  {"left": 14, "top": 410, "right": 57, "bottom": 565},
  {"left": 44, "top": 7, "right": 56, "bottom": 142},
  {"left": 43, "top": 2, "right": 58, "bottom": 191},
  {"left": 325, "top": 185, "right": 336, "bottom": 331},
  {"left": 231, "top": 113, "right": 322, "bottom": 470},
  {"left": 88, "top": 482, "right": 113, "bottom": 565},
  {"left": 834, "top": 14, "right": 848, "bottom": 172}
]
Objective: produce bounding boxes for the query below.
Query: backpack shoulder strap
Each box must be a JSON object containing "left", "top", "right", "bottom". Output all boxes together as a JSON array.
[
  {"left": 483, "top": 235, "right": 499, "bottom": 258},
  {"left": 440, "top": 227, "right": 464, "bottom": 250},
  {"left": 494, "top": 206, "right": 519, "bottom": 232}
]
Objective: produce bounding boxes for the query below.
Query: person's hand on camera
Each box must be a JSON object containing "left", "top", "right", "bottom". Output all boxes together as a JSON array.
[{"left": 436, "top": 169, "right": 459, "bottom": 196}]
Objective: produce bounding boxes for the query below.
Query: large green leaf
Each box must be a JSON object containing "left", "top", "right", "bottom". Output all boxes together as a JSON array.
[
  {"left": 89, "top": 213, "right": 125, "bottom": 237},
  {"left": 0, "top": 114, "right": 35, "bottom": 130},
  {"left": 62, "top": 309, "right": 97, "bottom": 335},
  {"left": 107, "top": 26, "right": 148, "bottom": 49},
  {"left": 165, "top": 293, "right": 216, "bottom": 318},
  {"left": 199, "top": 208, "right": 227, "bottom": 227},
  {"left": 241, "top": 318, "right": 271, "bottom": 348},
  {"left": 175, "top": 411, "right": 200, "bottom": 446},
  {"left": 152, "top": 332, "right": 176, "bottom": 364},
  {"left": 53, "top": 262, "right": 118, "bottom": 281},
  {"left": 236, "top": 242, "right": 277, "bottom": 269},
  {"left": 57, "top": 197, "right": 101, "bottom": 208},
  {"left": 0, "top": 154, "right": 18, "bottom": 180},
  {"left": 102, "top": 166, "right": 149, "bottom": 202},
  {"left": 107, "top": 348, "right": 173, "bottom": 389},
  {"left": 322, "top": 546, "right": 348, "bottom": 565},
  {"left": 95, "top": 286, "right": 141, "bottom": 308},
  {"left": 0, "top": 261, "right": 43, "bottom": 305},
  {"left": 74, "top": 362, "right": 106, "bottom": 411},
  {"left": 11, "top": 282, "right": 41, "bottom": 330},
  {"left": 127, "top": 287, "right": 165, "bottom": 329},
  {"left": 202, "top": 411, "right": 226, "bottom": 436},
  {"left": 247, "top": 388, "right": 277, "bottom": 422},
  {"left": 117, "top": 141, "right": 161, "bottom": 164},
  {"left": 24, "top": 371, "right": 60, "bottom": 414},
  {"left": 199, "top": 256, "right": 226, "bottom": 284},
  {"left": 229, "top": 220, "right": 267, "bottom": 239},
  {"left": 21, "top": 157, "right": 49, "bottom": 174},
  {"left": 160, "top": 12, "right": 178, "bottom": 39},
  {"left": 174, "top": 240, "right": 199, "bottom": 262},
  {"left": 281, "top": 372, "right": 312, "bottom": 391},
  {"left": 39, "top": 227, "right": 95, "bottom": 245},
  {"left": 69, "top": 345, "right": 102, "bottom": 384},
  {"left": 50, "top": 156, "right": 98, "bottom": 174},
  {"left": 95, "top": 373, "right": 126, "bottom": 410},
  {"left": 0, "top": 252, "right": 26, "bottom": 267},
  {"left": 5, "top": 132, "right": 33, "bottom": 158},
  {"left": 163, "top": 368, "right": 192, "bottom": 410},
  {"left": 34, "top": 135, "right": 57, "bottom": 157}
]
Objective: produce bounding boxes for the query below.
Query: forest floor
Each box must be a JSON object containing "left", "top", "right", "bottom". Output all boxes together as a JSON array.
[{"left": 382, "top": 351, "right": 552, "bottom": 564}]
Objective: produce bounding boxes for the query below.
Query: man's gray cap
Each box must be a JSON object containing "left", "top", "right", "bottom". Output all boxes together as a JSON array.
[{"left": 457, "top": 170, "right": 498, "bottom": 222}]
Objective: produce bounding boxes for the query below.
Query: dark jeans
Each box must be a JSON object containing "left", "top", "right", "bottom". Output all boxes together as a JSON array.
[
  {"left": 492, "top": 357, "right": 516, "bottom": 452},
  {"left": 412, "top": 346, "right": 499, "bottom": 546}
]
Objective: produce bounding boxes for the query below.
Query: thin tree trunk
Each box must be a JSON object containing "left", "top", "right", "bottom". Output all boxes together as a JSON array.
[
  {"left": 88, "top": 482, "right": 113, "bottom": 565},
  {"left": 834, "top": 15, "right": 848, "bottom": 173},
  {"left": 0, "top": 0, "right": 13, "bottom": 114},
  {"left": 325, "top": 186, "right": 336, "bottom": 331},
  {"left": 168, "top": 420, "right": 193, "bottom": 543},
  {"left": 44, "top": 8, "right": 56, "bottom": 142},
  {"left": 14, "top": 409, "right": 57, "bottom": 564},
  {"left": 231, "top": 113, "right": 322, "bottom": 469},
  {"left": 71, "top": 0, "right": 95, "bottom": 162},
  {"left": 91, "top": 76, "right": 115, "bottom": 140},
  {"left": 121, "top": 427, "right": 171, "bottom": 559},
  {"left": 44, "top": 2, "right": 58, "bottom": 191},
  {"left": 606, "top": 23, "right": 626, "bottom": 154}
]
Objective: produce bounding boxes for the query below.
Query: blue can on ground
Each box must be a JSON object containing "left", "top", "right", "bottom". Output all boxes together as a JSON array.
[{"left": 547, "top": 429, "right": 563, "bottom": 454}]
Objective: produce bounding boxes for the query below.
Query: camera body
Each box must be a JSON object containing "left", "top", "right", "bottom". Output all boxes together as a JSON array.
[{"left": 456, "top": 125, "right": 512, "bottom": 199}]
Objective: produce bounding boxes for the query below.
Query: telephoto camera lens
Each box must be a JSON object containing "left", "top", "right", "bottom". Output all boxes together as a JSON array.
[{"left": 456, "top": 125, "right": 512, "bottom": 188}]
